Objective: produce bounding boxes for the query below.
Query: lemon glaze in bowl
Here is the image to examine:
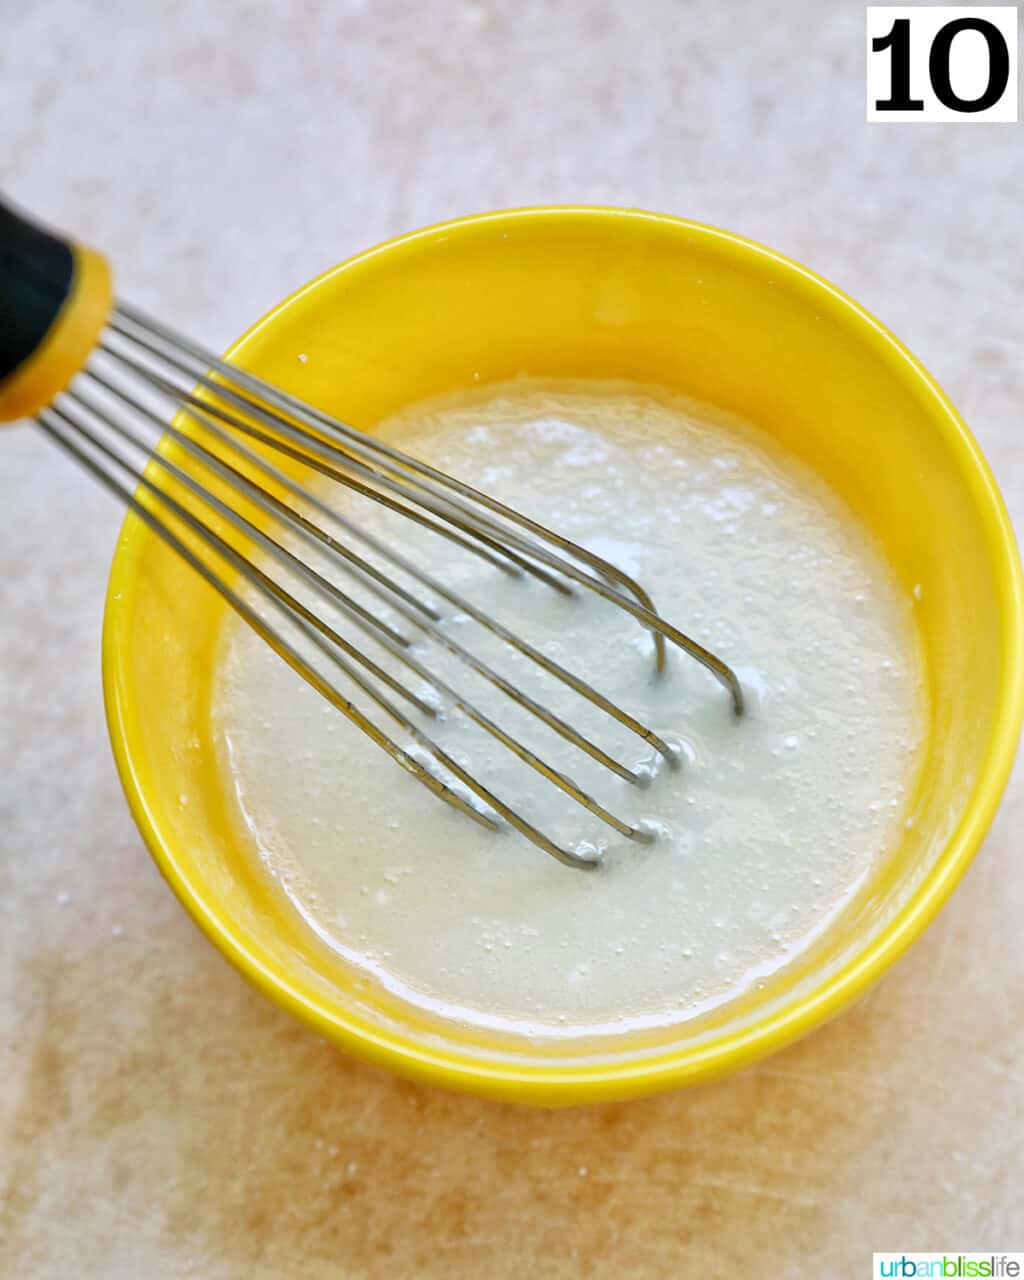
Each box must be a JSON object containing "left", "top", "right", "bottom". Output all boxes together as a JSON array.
[{"left": 103, "top": 208, "right": 1024, "bottom": 1104}]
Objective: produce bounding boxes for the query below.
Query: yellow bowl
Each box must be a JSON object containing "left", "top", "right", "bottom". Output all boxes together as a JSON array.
[{"left": 103, "top": 207, "right": 1024, "bottom": 1104}]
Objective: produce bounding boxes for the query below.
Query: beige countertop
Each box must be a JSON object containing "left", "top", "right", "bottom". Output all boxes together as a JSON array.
[{"left": 2, "top": 2, "right": 1022, "bottom": 1275}]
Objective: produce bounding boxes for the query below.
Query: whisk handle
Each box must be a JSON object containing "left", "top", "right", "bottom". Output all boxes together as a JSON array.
[{"left": 0, "top": 196, "right": 112, "bottom": 423}]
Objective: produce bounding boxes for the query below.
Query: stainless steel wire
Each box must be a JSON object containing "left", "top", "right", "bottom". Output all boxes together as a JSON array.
[{"left": 35, "top": 301, "right": 745, "bottom": 869}]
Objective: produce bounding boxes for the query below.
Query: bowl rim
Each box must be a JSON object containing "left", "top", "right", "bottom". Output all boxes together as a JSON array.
[{"left": 102, "top": 205, "right": 1024, "bottom": 1103}]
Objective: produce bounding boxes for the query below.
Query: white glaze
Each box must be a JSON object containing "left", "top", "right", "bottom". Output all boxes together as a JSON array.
[{"left": 213, "top": 381, "right": 925, "bottom": 1037}]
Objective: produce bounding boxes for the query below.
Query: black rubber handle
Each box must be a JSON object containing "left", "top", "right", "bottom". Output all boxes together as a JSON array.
[{"left": 0, "top": 196, "right": 75, "bottom": 381}]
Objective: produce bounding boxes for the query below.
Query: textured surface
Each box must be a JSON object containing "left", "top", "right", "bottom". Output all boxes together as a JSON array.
[{"left": 1, "top": 2, "right": 1021, "bottom": 1275}]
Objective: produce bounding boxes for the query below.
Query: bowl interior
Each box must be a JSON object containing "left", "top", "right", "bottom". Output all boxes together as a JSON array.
[{"left": 104, "top": 209, "right": 1022, "bottom": 1102}]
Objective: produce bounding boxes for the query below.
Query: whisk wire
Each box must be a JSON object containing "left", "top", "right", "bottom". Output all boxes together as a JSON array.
[
  {"left": 110, "top": 301, "right": 745, "bottom": 715},
  {"left": 37, "top": 405, "right": 500, "bottom": 835},
  {"left": 31, "top": 301, "right": 746, "bottom": 868},
  {"left": 97, "top": 327, "right": 686, "bottom": 766},
  {"left": 84, "top": 362, "right": 670, "bottom": 782},
  {"left": 69, "top": 379, "right": 650, "bottom": 849}
]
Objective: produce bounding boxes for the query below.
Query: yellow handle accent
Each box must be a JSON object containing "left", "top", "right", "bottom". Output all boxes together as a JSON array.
[{"left": 0, "top": 244, "right": 112, "bottom": 423}]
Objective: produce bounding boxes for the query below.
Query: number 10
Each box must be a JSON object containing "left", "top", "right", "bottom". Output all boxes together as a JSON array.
[{"left": 872, "top": 15, "right": 1011, "bottom": 113}]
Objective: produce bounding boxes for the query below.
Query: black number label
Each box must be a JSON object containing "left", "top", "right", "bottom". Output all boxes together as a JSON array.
[{"left": 872, "top": 13, "right": 1013, "bottom": 115}]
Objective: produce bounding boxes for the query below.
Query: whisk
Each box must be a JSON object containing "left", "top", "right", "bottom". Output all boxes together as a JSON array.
[{"left": 0, "top": 197, "right": 744, "bottom": 870}]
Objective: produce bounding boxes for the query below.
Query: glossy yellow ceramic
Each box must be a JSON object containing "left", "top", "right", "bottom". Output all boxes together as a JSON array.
[{"left": 103, "top": 208, "right": 1024, "bottom": 1104}]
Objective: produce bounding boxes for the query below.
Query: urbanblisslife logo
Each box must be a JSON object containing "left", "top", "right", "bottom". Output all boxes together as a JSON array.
[{"left": 874, "top": 1257, "right": 1023, "bottom": 1278}]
